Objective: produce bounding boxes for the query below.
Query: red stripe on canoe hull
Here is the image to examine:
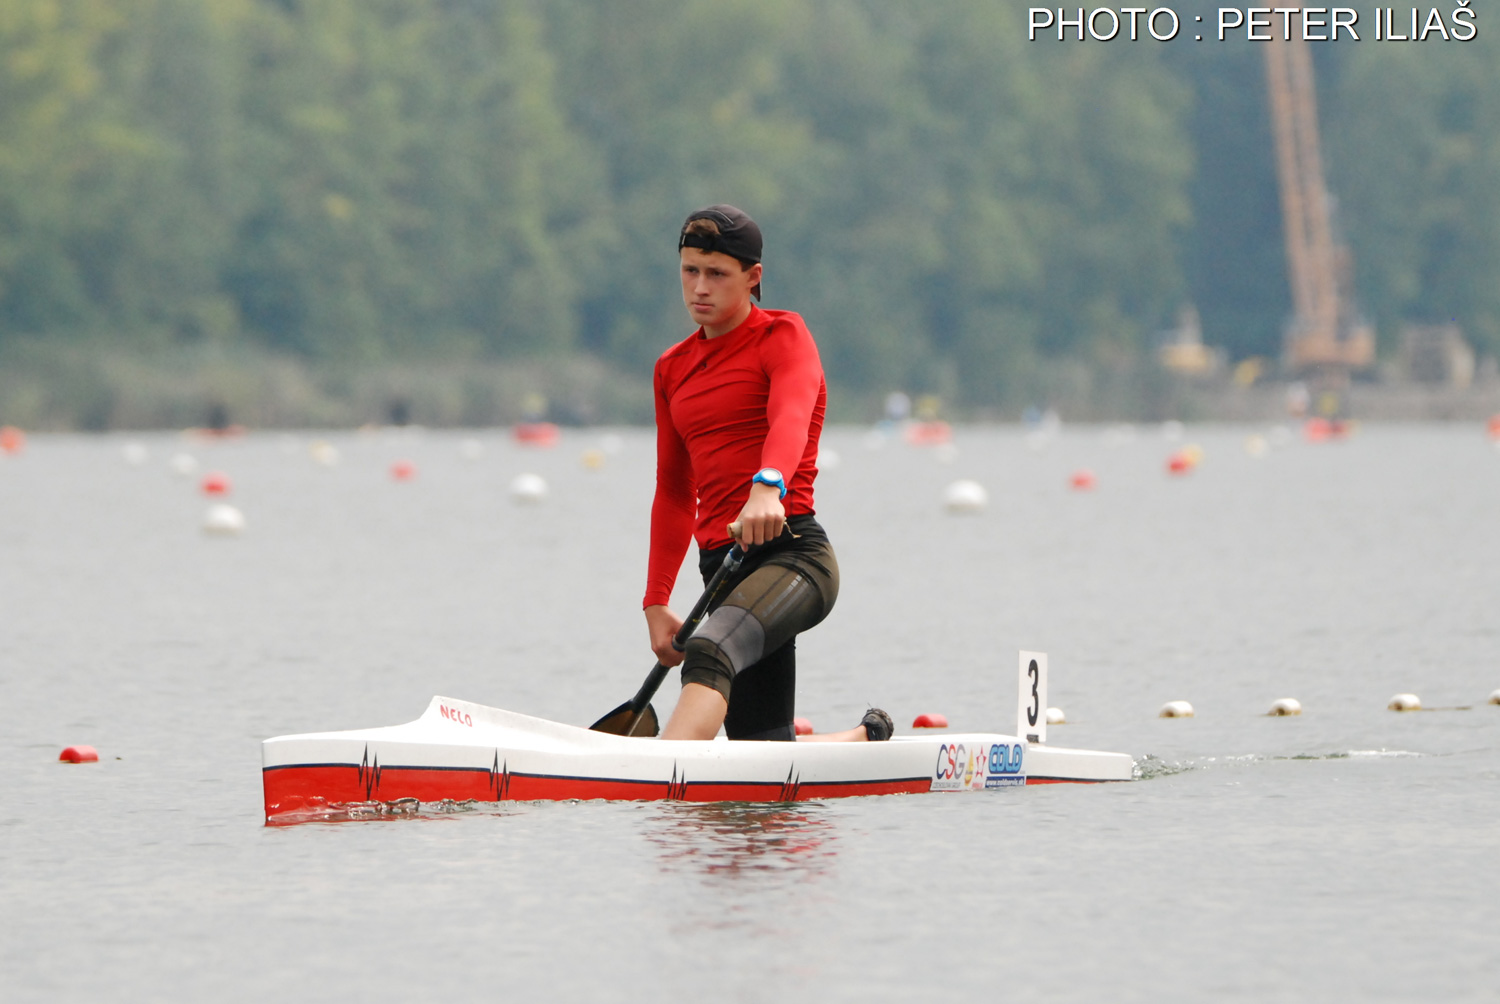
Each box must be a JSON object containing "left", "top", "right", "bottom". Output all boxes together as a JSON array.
[{"left": 262, "top": 764, "right": 934, "bottom": 821}]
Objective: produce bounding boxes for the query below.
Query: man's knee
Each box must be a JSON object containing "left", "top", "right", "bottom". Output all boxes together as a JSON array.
[{"left": 681, "top": 636, "right": 734, "bottom": 702}]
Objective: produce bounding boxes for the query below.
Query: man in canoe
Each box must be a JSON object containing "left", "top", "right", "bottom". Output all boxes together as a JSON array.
[{"left": 645, "top": 204, "right": 893, "bottom": 744}]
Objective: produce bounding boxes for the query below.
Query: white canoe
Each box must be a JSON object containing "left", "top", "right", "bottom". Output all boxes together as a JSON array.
[{"left": 262, "top": 695, "right": 1134, "bottom": 822}]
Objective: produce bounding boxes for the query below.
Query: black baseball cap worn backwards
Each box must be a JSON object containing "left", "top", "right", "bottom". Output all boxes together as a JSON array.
[{"left": 679, "top": 204, "right": 762, "bottom": 300}]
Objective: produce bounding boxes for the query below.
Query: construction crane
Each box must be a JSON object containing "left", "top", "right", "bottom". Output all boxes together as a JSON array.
[{"left": 1263, "top": 36, "right": 1373, "bottom": 399}]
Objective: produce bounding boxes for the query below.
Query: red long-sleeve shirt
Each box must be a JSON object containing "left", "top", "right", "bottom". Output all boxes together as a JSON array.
[{"left": 644, "top": 305, "right": 825, "bottom": 608}]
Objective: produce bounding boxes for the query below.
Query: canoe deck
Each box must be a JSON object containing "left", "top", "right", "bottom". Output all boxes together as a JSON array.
[{"left": 262, "top": 696, "right": 1134, "bottom": 822}]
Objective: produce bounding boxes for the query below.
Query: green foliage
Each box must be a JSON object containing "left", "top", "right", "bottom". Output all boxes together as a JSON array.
[
  {"left": 1, "top": 0, "right": 1497, "bottom": 426},
  {"left": 1326, "top": 30, "right": 1500, "bottom": 356}
]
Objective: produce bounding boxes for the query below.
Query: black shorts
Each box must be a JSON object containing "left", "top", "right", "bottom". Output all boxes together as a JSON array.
[{"left": 680, "top": 514, "right": 839, "bottom": 741}]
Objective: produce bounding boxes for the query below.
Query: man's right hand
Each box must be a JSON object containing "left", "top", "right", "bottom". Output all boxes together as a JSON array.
[{"left": 645, "top": 604, "right": 686, "bottom": 666}]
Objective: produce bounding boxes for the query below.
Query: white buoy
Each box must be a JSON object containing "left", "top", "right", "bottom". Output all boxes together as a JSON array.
[
  {"left": 817, "top": 447, "right": 841, "bottom": 471},
  {"left": 458, "top": 438, "right": 485, "bottom": 461},
  {"left": 1245, "top": 434, "right": 1271, "bottom": 458},
  {"left": 1490, "top": 689, "right": 1500, "bottom": 706},
  {"left": 1387, "top": 693, "right": 1421, "bottom": 712},
  {"left": 1268, "top": 697, "right": 1302, "bottom": 716},
  {"left": 201, "top": 503, "right": 246, "bottom": 536},
  {"left": 1045, "top": 707, "right": 1066, "bottom": 725},
  {"left": 942, "top": 479, "right": 988, "bottom": 514},
  {"left": 122, "top": 442, "right": 149, "bottom": 466},
  {"left": 169, "top": 452, "right": 199, "bottom": 476},
  {"left": 509, "top": 473, "right": 548, "bottom": 504},
  {"left": 1158, "top": 700, "right": 1195, "bottom": 718},
  {"left": 934, "top": 442, "right": 959, "bottom": 464},
  {"left": 309, "top": 441, "right": 340, "bottom": 466}
]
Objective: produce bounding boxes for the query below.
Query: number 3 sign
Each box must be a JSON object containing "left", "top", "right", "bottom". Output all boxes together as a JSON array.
[{"left": 1016, "top": 651, "right": 1047, "bottom": 745}]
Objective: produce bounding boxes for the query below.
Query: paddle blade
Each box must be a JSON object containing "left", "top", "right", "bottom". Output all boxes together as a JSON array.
[{"left": 589, "top": 702, "right": 659, "bottom": 737}]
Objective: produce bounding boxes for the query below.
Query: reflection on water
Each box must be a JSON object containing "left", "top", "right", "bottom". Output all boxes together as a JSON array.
[{"left": 643, "top": 802, "right": 839, "bottom": 887}]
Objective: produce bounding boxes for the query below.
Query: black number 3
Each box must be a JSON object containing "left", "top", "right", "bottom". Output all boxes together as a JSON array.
[{"left": 1027, "top": 659, "right": 1040, "bottom": 727}]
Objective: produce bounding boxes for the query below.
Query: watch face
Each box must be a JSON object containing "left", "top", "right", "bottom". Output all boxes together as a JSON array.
[{"left": 758, "top": 468, "right": 783, "bottom": 482}]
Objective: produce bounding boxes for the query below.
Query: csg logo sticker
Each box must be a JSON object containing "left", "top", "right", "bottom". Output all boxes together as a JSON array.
[{"left": 932, "top": 742, "right": 997, "bottom": 791}]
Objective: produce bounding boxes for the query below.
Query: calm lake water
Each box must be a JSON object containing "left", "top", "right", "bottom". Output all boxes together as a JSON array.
[{"left": 2, "top": 423, "right": 1497, "bottom": 1002}]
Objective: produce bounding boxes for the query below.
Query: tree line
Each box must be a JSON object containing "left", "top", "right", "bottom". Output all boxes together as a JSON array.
[{"left": 2, "top": 0, "right": 1496, "bottom": 417}]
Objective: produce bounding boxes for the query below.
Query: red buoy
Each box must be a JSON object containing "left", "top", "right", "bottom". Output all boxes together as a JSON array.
[
  {"left": 1070, "top": 469, "right": 1096, "bottom": 491},
  {"left": 903, "top": 420, "right": 953, "bottom": 446},
  {"left": 792, "top": 717, "right": 814, "bottom": 736},
  {"left": 1486, "top": 414, "right": 1500, "bottom": 441},
  {"left": 0, "top": 425, "right": 25, "bottom": 454},
  {"left": 391, "top": 460, "right": 416, "bottom": 481},
  {"left": 513, "top": 422, "right": 560, "bottom": 448},
  {"left": 200, "top": 471, "right": 231, "bottom": 496},
  {"left": 59, "top": 745, "right": 99, "bottom": 763},
  {"left": 911, "top": 713, "right": 948, "bottom": 729},
  {"left": 1167, "top": 452, "right": 1192, "bottom": 475}
]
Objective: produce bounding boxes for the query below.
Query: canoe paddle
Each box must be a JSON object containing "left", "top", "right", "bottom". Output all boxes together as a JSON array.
[{"left": 590, "top": 525, "right": 747, "bottom": 737}]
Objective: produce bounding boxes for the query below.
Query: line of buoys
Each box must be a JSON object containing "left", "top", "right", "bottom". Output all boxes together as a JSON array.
[
  {"left": 509, "top": 472, "right": 548, "bottom": 504},
  {"left": 59, "top": 745, "right": 98, "bottom": 763},
  {"left": 792, "top": 717, "right": 814, "bottom": 736},
  {"left": 942, "top": 479, "right": 988, "bottom": 514},
  {"left": 911, "top": 713, "right": 948, "bottom": 729},
  {"left": 202, "top": 503, "right": 246, "bottom": 536},
  {"left": 1150, "top": 691, "right": 1500, "bottom": 718}
]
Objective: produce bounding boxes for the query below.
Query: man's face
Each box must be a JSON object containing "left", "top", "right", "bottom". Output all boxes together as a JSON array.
[{"left": 680, "top": 247, "right": 761, "bottom": 331}]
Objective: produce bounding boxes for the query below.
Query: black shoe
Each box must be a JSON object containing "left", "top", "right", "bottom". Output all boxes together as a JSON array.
[{"left": 861, "top": 708, "right": 894, "bottom": 742}]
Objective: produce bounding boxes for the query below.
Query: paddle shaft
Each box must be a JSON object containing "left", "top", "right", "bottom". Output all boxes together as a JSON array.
[{"left": 620, "top": 541, "right": 745, "bottom": 733}]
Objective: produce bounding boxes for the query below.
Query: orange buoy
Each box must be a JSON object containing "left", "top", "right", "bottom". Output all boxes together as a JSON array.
[
  {"left": 1166, "top": 452, "right": 1192, "bottom": 475},
  {"left": 1486, "top": 414, "right": 1500, "bottom": 441},
  {"left": 911, "top": 713, "right": 948, "bottom": 729},
  {"left": 391, "top": 460, "right": 416, "bottom": 481},
  {"left": 514, "top": 422, "right": 560, "bottom": 448},
  {"left": 59, "top": 745, "right": 99, "bottom": 763},
  {"left": 0, "top": 425, "right": 25, "bottom": 454},
  {"left": 903, "top": 420, "right": 953, "bottom": 446},
  {"left": 200, "top": 471, "right": 231, "bottom": 496},
  {"left": 792, "top": 717, "right": 814, "bottom": 736},
  {"left": 1070, "top": 469, "right": 1096, "bottom": 491}
]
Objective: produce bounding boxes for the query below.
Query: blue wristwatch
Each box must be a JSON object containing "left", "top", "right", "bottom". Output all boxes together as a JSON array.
[{"left": 752, "top": 467, "right": 787, "bottom": 498}]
